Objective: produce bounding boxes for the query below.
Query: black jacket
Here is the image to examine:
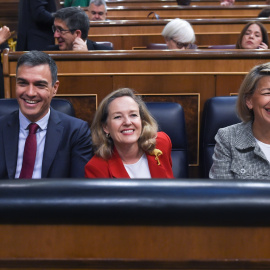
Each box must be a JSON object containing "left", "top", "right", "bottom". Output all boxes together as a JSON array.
[
  {"left": 16, "top": 0, "right": 57, "bottom": 51},
  {"left": 47, "top": 39, "right": 113, "bottom": 51}
]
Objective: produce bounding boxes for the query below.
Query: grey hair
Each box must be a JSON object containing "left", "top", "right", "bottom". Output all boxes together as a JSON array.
[
  {"left": 161, "top": 18, "right": 195, "bottom": 43},
  {"left": 89, "top": 0, "right": 107, "bottom": 11}
]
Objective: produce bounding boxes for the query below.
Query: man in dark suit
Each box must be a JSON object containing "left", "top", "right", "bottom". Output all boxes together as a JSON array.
[
  {"left": 0, "top": 51, "right": 92, "bottom": 179},
  {"left": 48, "top": 7, "right": 112, "bottom": 51},
  {"left": 16, "top": 0, "right": 60, "bottom": 51}
]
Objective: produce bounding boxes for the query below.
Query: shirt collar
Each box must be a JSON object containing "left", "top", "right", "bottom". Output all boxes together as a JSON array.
[{"left": 19, "top": 109, "right": 51, "bottom": 131}]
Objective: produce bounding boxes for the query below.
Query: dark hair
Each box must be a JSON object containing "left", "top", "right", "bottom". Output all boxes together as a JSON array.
[
  {"left": 236, "top": 21, "right": 269, "bottom": 49},
  {"left": 53, "top": 7, "right": 90, "bottom": 40},
  {"left": 258, "top": 8, "right": 270, "bottom": 18},
  {"left": 177, "top": 0, "right": 190, "bottom": 5},
  {"left": 16, "top": 51, "right": 58, "bottom": 85}
]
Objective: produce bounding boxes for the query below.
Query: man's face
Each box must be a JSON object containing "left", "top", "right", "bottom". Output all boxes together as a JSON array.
[
  {"left": 53, "top": 19, "right": 77, "bottom": 50},
  {"left": 16, "top": 64, "right": 59, "bottom": 123},
  {"left": 89, "top": 4, "right": 107, "bottom": 21}
]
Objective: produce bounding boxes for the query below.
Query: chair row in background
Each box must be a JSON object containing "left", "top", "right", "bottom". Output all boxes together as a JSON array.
[{"left": 0, "top": 97, "right": 240, "bottom": 179}]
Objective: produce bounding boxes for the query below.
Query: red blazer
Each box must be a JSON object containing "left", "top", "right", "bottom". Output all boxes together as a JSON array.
[{"left": 85, "top": 132, "right": 174, "bottom": 178}]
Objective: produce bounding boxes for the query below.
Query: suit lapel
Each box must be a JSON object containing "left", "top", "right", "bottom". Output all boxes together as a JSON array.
[
  {"left": 108, "top": 149, "right": 130, "bottom": 178},
  {"left": 42, "top": 109, "right": 64, "bottom": 177},
  {"left": 4, "top": 112, "right": 19, "bottom": 178}
]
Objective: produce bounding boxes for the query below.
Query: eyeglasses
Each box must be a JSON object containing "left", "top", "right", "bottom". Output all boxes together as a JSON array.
[
  {"left": 91, "top": 11, "right": 104, "bottom": 16},
  {"left": 171, "top": 39, "right": 190, "bottom": 49},
  {"left": 52, "top": 25, "right": 76, "bottom": 35}
]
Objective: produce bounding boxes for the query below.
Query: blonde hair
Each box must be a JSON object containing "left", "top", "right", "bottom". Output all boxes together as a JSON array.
[
  {"left": 91, "top": 88, "right": 158, "bottom": 159},
  {"left": 237, "top": 62, "right": 270, "bottom": 122}
]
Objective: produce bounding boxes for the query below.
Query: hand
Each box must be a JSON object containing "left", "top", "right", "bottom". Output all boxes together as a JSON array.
[
  {"left": 258, "top": 42, "right": 268, "bottom": 50},
  {"left": 72, "top": 37, "right": 88, "bottom": 51},
  {"left": 0, "top": 26, "right": 11, "bottom": 45}
]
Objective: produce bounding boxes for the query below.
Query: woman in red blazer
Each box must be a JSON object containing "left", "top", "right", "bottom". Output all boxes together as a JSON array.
[{"left": 85, "top": 88, "right": 174, "bottom": 178}]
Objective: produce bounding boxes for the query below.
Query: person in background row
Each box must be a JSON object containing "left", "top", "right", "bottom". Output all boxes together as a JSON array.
[
  {"left": 0, "top": 51, "right": 93, "bottom": 179},
  {"left": 64, "top": 0, "right": 90, "bottom": 7},
  {"left": 210, "top": 62, "right": 270, "bottom": 179},
  {"left": 0, "top": 26, "right": 11, "bottom": 98},
  {"left": 258, "top": 7, "right": 270, "bottom": 17},
  {"left": 161, "top": 18, "right": 196, "bottom": 50},
  {"left": 16, "top": 0, "right": 60, "bottom": 51},
  {"left": 88, "top": 0, "right": 107, "bottom": 21},
  {"left": 48, "top": 7, "right": 112, "bottom": 51},
  {"left": 85, "top": 88, "right": 174, "bottom": 178},
  {"left": 220, "top": 0, "right": 234, "bottom": 6},
  {"left": 176, "top": 0, "right": 191, "bottom": 6},
  {"left": 236, "top": 21, "right": 269, "bottom": 49}
]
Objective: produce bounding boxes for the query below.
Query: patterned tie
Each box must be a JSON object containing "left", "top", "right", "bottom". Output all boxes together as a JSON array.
[{"left": 19, "top": 123, "right": 39, "bottom": 179}]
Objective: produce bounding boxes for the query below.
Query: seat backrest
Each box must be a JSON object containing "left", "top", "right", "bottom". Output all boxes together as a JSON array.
[
  {"left": 207, "top": 44, "right": 236, "bottom": 49},
  {"left": 200, "top": 96, "right": 241, "bottom": 178},
  {"left": 0, "top": 98, "right": 75, "bottom": 117},
  {"left": 146, "top": 102, "right": 188, "bottom": 178},
  {"left": 146, "top": 43, "right": 168, "bottom": 50},
  {"left": 96, "top": 41, "right": 114, "bottom": 49},
  {"left": 147, "top": 43, "right": 197, "bottom": 50}
]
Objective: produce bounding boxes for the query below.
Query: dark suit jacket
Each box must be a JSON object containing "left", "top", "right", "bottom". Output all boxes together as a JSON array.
[
  {"left": 47, "top": 39, "right": 113, "bottom": 51},
  {"left": 16, "top": 0, "right": 57, "bottom": 51},
  {"left": 0, "top": 108, "right": 93, "bottom": 179},
  {"left": 85, "top": 132, "right": 174, "bottom": 178}
]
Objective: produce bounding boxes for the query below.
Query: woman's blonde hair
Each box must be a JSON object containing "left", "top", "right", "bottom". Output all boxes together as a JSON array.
[
  {"left": 237, "top": 62, "right": 270, "bottom": 122},
  {"left": 91, "top": 88, "right": 158, "bottom": 159}
]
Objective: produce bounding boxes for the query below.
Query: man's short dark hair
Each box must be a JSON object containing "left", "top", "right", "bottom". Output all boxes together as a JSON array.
[
  {"left": 53, "top": 7, "right": 90, "bottom": 40},
  {"left": 16, "top": 51, "right": 58, "bottom": 86}
]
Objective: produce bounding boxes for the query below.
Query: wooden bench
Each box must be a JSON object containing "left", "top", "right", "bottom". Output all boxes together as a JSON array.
[
  {"left": 106, "top": 0, "right": 265, "bottom": 7},
  {"left": 4, "top": 49, "right": 270, "bottom": 176},
  {"left": 89, "top": 18, "right": 270, "bottom": 35},
  {"left": 89, "top": 31, "right": 270, "bottom": 50},
  {"left": 1, "top": 179, "right": 270, "bottom": 269},
  {"left": 102, "top": 5, "right": 268, "bottom": 19}
]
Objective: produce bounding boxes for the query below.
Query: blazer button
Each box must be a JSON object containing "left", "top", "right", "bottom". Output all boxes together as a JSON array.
[{"left": 240, "top": 168, "right": 246, "bottom": 174}]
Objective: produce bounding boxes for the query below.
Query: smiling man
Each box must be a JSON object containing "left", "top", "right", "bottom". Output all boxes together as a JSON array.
[
  {"left": 0, "top": 51, "right": 92, "bottom": 179},
  {"left": 48, "top": 7, "right": 112, "bottom": 51}
]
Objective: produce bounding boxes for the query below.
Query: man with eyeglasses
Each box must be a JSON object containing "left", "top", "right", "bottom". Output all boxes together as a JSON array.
[
  {"left": 88, "top": 0, "right": 107, "bottom": 21},
  {"left": 48, "top": 7, "right": 112, "bottom": 51}
]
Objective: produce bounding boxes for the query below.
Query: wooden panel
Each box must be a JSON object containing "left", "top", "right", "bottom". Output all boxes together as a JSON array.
[
  {"left": 0, "top": 224, "right": 270, "bottom": 260},
  {"left": 107, "top": 0, "right": 264, "bottom": 7},
  {"left": 216, "top": 74, "right": 246, "bottom": 96},
  {"left": 102, "top": 5, "right": 267, "bottom": 20}
]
